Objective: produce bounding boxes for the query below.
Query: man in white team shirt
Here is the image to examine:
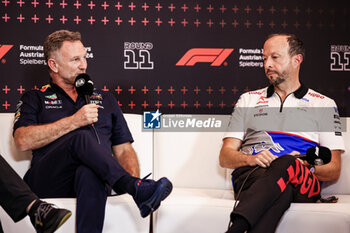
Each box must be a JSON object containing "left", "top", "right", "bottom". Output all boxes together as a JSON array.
[{"left": 220, "top": 33, "right": 345, "bottom": 233}]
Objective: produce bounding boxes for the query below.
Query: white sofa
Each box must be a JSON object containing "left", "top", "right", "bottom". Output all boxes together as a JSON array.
[
  {"left": 1, "top": 113, "right": 349, "bottom": 233},
  {"left": 153, "top": 116, "right": 350, "bottom": 233}
]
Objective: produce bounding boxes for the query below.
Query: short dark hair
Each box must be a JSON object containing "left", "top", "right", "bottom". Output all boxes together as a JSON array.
[
  {"left": 266, "top": 33, "right": 305, "bottom": 59},
  {"left": 44, "top": 30, "right": 82, "bottom": 62}
]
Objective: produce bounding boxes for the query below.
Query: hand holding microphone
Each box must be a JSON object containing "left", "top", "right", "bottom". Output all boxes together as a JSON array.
[
  {"left": 74, "top": 73, "right": 101, "bottom": 144},
  {"left": 74, "top": 73, "right": 98, "bottom": 125},
  {"left": 74, "top": 105, "right": 99, "bottom": 126}
]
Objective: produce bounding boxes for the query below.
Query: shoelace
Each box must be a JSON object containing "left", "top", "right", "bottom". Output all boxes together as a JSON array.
[
  {"left": 136, "top": 173, "right": 152, "bottom": 187},
  {"left": 34, "top": 202, "right": 53, "bottom": 227},
  {"left": 142, "top": 172, "right": 152, "bottom": 180}
]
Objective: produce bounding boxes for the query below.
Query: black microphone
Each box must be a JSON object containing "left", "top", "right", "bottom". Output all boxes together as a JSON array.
[
  {"left": 295, "top": 146, "right": 331, "bottom": 165},
  {"left": 74, "top": 73, "right": 100, "bottom": 144},
  {"left": 74, "top": 73, "right": 94, "bottom": 104}
]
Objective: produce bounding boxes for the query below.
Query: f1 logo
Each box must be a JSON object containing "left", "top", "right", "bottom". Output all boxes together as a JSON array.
[
  {"left": 176, "top": 48, "right": 234, "bottom": 66},
  {"left": 0, "top": 45, "right": 14, "bottom": 63}
]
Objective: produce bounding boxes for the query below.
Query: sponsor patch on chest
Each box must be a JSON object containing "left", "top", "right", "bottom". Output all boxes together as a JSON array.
[{"left": 44, "top": 100, "right": 63, "bottom": 109}]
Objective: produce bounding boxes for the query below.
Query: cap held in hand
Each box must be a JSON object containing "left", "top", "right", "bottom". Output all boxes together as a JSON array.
[{"left": 296, "top": 146, "right": 331, "bottom": 165}]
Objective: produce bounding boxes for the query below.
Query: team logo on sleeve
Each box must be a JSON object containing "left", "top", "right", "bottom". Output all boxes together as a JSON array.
[
  {"left": 14, "top": 100, "right": 23, "bottom": 123},
  {"left": 143, "top": 110, "right": 161, "bottom": 129},
  {"left": 40, "top": 84, "right": 51, "bottom": 92}
]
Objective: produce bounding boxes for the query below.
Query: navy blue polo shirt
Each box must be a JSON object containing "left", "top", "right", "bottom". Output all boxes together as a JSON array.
[{"left": 13, "top": 80, "right": 133, "bottom": 159}]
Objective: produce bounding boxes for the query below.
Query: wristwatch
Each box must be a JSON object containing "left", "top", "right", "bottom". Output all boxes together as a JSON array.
[{"left": 309, "top": 165, "right": 315, "bottom": 173}]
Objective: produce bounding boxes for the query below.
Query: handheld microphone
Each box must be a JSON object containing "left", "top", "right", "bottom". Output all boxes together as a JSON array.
[
  {"left": 295, "top": 146, "right": 331, "bottom": 165},
  {"left": 74, "top": 73, "right": 100, "bottom": 144},
  {"left": 74, "top": 73, "right": 94, "bottom": 104}
]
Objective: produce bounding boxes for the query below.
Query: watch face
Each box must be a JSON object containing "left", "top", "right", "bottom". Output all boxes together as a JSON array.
[{"left": 309, "top": 166, "right": 315, "bottom": 173}]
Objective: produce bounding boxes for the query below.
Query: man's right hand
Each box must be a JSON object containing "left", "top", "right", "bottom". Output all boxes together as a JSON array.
[
  {"left": 247, "top": 150, "right": 278, "bottom": 168},
  {"left": 220, "top": 138, "right": 278, "bottom": 169},
  {"left": 72, "top": 104, "right": 99, "bottom": 128}
]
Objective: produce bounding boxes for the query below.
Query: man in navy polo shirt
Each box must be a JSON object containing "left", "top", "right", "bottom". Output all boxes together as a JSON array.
[{"left": 13, "top": 30, "right": 172, "bottom": 233}]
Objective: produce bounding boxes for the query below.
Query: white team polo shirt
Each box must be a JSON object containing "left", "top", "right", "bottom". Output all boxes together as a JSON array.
[{"left": 224, "top": 84, "right": 345, "bottom": 156}]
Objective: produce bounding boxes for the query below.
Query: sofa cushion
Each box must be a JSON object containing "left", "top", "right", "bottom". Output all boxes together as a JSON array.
[
  {"left": 154, "top": 188, "right": 350, "bottom": 233},
  {"left": 154, "top": 131, "right": 227, "bottom": 190}
]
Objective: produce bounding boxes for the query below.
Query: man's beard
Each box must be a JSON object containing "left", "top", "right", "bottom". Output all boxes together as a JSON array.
[
  {"left": 266, "top": 70, "right": 287, "bottom": 85},
  {"left": 269, "top": 75, "right": 285, "bottom": 85}
]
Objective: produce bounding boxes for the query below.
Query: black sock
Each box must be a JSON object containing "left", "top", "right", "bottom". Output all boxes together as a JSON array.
[
  {"left": 113, "top": 175, "right": 139, "bottom": 196},
  {"left": 28, "top": 199, "right": 42, "bottom": 220},
  {"left": 226, "top": 214, "right": 250, "bottom": 233}
]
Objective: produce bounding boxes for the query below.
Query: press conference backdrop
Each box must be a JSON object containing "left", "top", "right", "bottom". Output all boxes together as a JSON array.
[{"left": 0, "top": 0, "right": 349, "bottom": 116}]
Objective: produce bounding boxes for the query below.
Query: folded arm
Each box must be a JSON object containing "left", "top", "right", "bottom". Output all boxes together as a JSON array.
[{"left": 219, "top": 137, "right": 277, "bottom": 169}]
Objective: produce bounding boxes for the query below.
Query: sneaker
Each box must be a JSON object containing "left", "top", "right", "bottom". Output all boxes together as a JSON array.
[
  {"left": 30, "top": 202, "right": 72, "bottom": 233},
  {"left": 133, "top": 174, "right": 173, "bottom": 218}
]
